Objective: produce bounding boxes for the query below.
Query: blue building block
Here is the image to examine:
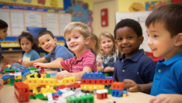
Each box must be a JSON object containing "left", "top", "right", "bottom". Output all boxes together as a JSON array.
[
  {"left": 123, "top": 90, "right": 128, "bottom": 96},
  {"left": 56, "top": 90, "right": 63, "bottom": 95},
  {"left": 52, "top": 93, "right": 57, "bottom": 96},
  {"left": 81, "top": 72, "right": 106, "bottom": 79},
  {"left": 50, "top": 73, "right": 57, "bottom": 77},
  {"left": 112, "top": 90, "right": 123, "bottom": 97},
  {"left": 22, "top": 71, "right": 30, "bottom": 77},
  {"left": 2, "top": 75, "right": 10, "bottom": 81},
  {"left": 10, "top": 75, "right": 15, "bottom": 81}
]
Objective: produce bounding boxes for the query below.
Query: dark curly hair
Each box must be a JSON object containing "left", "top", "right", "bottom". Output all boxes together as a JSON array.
[
  {"left": 114, "top": 18, "right": 142, "bottom": 39},
  {"left": 0, "top": 19, "right": 8, "bottom": 29}
]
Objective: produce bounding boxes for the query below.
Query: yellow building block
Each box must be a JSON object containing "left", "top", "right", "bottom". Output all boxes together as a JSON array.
[
  {"left": 7, "top": 78, "right": 10, "bottom": 83},
  {"left": 14, "top": 75, "right": 22, "bottom": 80},
  {"left": 123, "top": 94, "right": 127, "bottom": 97},
  {"left": 41, "top": 86, "right": 57, "bottom": 96},
  {"left": 60, "top": 77, "right": 76, "bottom": 86},
  {"left": 41, "top": 74, "right": 46, "bottom": 78},
  {"left": 81, "top": 85, "right": 104, "bottom": 91}
]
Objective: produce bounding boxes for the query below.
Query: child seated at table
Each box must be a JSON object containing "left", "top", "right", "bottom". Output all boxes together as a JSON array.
[
  {"left": 23, "top": 30, "right": 74, "bottom": 72},
  {"left": 54, "top": 22, "right": 97, "bottom": 80}
]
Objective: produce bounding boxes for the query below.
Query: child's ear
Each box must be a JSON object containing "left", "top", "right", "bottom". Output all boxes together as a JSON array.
[
  {"left": 85, "top": 37, "right": 90, "bottom": 45},
  {"left": 175, "top": 33, "right": 182, "bottom": 46},
  {"left": 139, "top": 36, "right": 144, "bottom": 44},
  {"left": 54, "top": 37, "right": 57, "bottom": 43}
]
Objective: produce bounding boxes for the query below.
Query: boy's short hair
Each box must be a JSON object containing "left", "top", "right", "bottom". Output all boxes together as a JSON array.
[
  {"left": 0, "top": 19, "right": 8, "bottom": 29},
  {"left": 38, "top": 30, "right": 55, "bottom": 40},
  {"left": 114, "top": 18, "right": 142, "bottom": 39},
  {"left": 146, "top": 4, "right": 182, "bottom": 37},
  {"left": 64, "top": 22, "right": 91, "bottom": 38}
]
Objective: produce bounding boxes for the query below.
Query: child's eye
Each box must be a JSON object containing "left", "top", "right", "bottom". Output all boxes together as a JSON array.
[
  {"left": 41, "top": 43, "right": 44, "bottom": 45},
  {"left": 75, "top": 36, "right": 78, "bottom": 39},
  {"left": 128, "top": 36, "right": 132, "bottom": 39},
  {"left": 154, "top": 34, "right": 158, "bottom": 38},
  {"left": 67, "top": 39, "right": 71, "bottom": 42},
  {"left": 117, "top": 38, "right": 122, "bottom": 41}
]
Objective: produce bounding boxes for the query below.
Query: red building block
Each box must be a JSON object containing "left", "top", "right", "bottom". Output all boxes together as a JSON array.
[
  {"left": 14, "top": 82, "right": 29, "bottom": 102},
  {"left": 96, "top": 89, "right": 108, "bottom": 99},
  {"left": 112, "top": 82, "right": 124, "bottom": 90}
]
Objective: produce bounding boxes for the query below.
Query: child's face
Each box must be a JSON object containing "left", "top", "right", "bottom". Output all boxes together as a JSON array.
[
  {"left": 115, "top": 27, "right": 143, "bottom": 58},
  {"left": 147, "top": 23, "right": 177, "bottom": 60},
  {"left": 100, "top": 36, "right": 114, "bottom": 55},
  {"left": 65, "top": 30, "right": 89, "bottom": 55},
  {"left": 0, "top": 27, "right": 8, "bottom": 40},
  {"left": 20, "top": 37, "right": 33, "bottom": 53},
  {"left": 38, "top": 34, "right": 57, "bottom": 53}
]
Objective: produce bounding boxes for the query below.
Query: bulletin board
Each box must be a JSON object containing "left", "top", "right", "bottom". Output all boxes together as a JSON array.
[
  {"left": 115, "top": 11, "right": 152, "bottom": 52},
  {"left": 0, "top": 9, "right": 71, "bottom": 36}
]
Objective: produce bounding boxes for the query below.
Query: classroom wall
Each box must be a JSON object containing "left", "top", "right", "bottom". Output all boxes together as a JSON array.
[{"left": 118, "top": 0, "right": 171, "bottom": 12}]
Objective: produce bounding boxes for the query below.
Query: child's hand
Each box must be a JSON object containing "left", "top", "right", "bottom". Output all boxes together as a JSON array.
[
  {"left": 149, "top": 94, "right": 182, "bottom": 103},
  {"left": 104, "top": 67, "right": 114, "bottom": 72},
  {"left": 97, "top": 62, "right": 103, "bottom": 72},
  {"left": 22, "top": 61, "right": 31, "bottom": 67},
  {"left": 123, "top": 79, "right": 140, "bottom": 92},
  {"left": 33, "top": 63, "right": 45, "bottom": 67},
  {"left": 55, "top": 71, "right": 72, "bottom": 80}
]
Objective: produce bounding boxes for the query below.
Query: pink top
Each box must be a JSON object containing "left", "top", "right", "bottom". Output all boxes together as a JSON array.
[{"left": 60, "top": 49, "right": 97, "bottom": 73}]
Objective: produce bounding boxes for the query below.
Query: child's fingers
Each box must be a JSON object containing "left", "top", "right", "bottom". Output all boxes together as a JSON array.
[{"left": 149, "top": 97, "right": 157, "bottom": 103}]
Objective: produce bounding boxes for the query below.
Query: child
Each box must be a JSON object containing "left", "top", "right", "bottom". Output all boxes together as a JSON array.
[
  {"left": 22, "top": 30, "right": 74, "bottom": 71},
  {"left": 18, "top": 31, "right": 40, "bottom": 62},
  {"left": 0, "top": 19, "right": 16, "bottom": 65},
  {"left": 87, "top": 33, "right": 99, "bottom": 56},
  {"left": 113, "top": 18, "right": 156, "bottom": 84},
  {"left": 123, "top": 4, "right": 182, "bottom": 103},
  {"left": 55, "top": 22, "right": 97, "bottom": 80},
  {"left": 96, "top": 32, "right": 117, "bottom": 76}
]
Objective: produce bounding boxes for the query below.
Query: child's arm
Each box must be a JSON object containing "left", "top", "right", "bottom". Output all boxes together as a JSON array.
[
  {"left": 1, "top": 58, "right": 16, "bottom": 65},
  {"left": 0, "top": 76, "right": 3, "bottom": 89},
  {"left": 123, "top": 79, "right": 152, "bottom": 94},
  {"left": 22, "top": 57, "right": 47, "bottom": 67},
  {"left": 56, "top": 66, "right": 92, "bottom": 81},
  {"left": 149, "top": 94, "right": 182, "bottom": 103},
  {"left": 104, "top": 67, "right": 114, "bottom": 72},
  {"left": 34, "top": 58, "right": 64, "bottom": 69}
]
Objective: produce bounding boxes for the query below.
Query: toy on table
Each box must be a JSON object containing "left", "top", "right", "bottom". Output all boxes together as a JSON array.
[{"left": 111, "top": 82, "right": 128, "bottom": 97}]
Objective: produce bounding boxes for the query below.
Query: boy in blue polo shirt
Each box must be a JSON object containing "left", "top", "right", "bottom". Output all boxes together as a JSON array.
[
  {"left": 113, "top": 19, "right": 155, "bottom": 85},
  {"left": 123, "top": 4, "right": 182, "bottom": 103},
  {"left": 22, "top": 30, "right": 74, "bottom": 71}
]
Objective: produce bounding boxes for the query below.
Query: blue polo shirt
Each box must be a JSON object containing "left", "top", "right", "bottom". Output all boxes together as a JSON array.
[
  {"left": 113, "top": 49, "right": 155, "bottom": 84},
  {"left": 0, "top": 44, "right": 3, "bottom": 62},
  {"left": 45, "top": 44, "right": 74, "bottom": 71},
  {"left": 150, "top": 52, "right": 182, "bottom": 96}
]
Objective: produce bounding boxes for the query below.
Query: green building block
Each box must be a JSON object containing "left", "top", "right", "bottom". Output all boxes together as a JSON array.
[
  {"left": 107, "top": 88, "right": 112, "bottom": 94},
  {"left": 104, "top": 72, "right": 109, "bottom": 77},
  {"left": 14, "top": 79, "right": 22, "bottom": 82},
  {"left": 67, "top": 94, "right": 94, "bottom": 103},
  {"left": 4, "top": 68, "right": 18, "bottom": 72},
  {"left": 46, "top": 74, "right": 50, "bottom": 78},
  {"left": 29, "top": 68, "right": 37, "bottom": 70}
]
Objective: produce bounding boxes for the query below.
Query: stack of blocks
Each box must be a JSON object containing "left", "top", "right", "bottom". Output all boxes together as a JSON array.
[
  {"left": 111, "top": 82, "right": 128, "bottom": 97},
  {"left": 81, "top": 72, "right": 113, "bottom": 91},
  {"left": 96, "top": 89, "right": 108, "bottom": 99}
]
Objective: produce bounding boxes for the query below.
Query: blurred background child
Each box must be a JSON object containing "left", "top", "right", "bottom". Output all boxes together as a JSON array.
[
  {"left": 18, "top": 31, "right": 40, "bottom": 63},
  {"left": 96, "top": 32, "right": 117, "bottom": 76},
  {"left": 88, "top": 33, "right": 99, "bottom": 56}
]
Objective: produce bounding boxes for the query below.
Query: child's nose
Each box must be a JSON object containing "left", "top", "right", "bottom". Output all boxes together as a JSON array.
[
  {"left": 122, "top": 39, "right": 128, "bottom": 44},
  {"left": 147, "top": 37, "right": 153, "bottom": 45}
]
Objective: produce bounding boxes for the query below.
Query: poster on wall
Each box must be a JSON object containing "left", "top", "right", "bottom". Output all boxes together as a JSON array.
[
  {"left": 115, "top": 11, "right": 152, "bottom": 52},
  {"left": 0, "top": 10, "right": 10, "bottom": 36}
]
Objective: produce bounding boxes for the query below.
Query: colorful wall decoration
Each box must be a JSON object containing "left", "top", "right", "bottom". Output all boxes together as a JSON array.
[
  {"left": 145, "top": 0, "right": 171, "bottom": 11},
  {"left": 66, "top": 0, "right": 93, "bottom": 31},
  {"left": 129, "top": 3, "right": 144, "bottom": 12}
]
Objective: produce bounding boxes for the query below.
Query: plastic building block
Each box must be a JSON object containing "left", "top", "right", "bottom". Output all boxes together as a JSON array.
[
  {"left": 4, "top": 68, "right": 18, "bottom": 72},
  {"left": 59, "top": 88, "right": 70, "bottom": 93},
  {"left": 56, "top": 85, "right": 66, "bottom": 91},
  {"left": 96, "top": 89, "right": 108, "bottom": 99},
  {"left": 50, "top": 73, "right": 57, "bottom": 77},
  {"left": 81, "top": 78, "right": 113, "bottom": 85},
  {"left": 81, "top": 85, "right": 104, "bottom": 91},
  {"left": 60, "top": 77, "right": 76, "bottom": 86},
  {"left": 46, "top": 74, "right": 50, "bottom": 78},
  {"left": 29, "top": 68, "right": 37, "bottom": 71},
  {"left": 41, "top": 86, "right": 57, "bottom": 96},
  {"left": 14, "top": 82, "right": 29, "bottom": 102},
  {"left": 47, "top": 93, "right": 53, "bottom": 101},
  {"left": 62, "top": 91, "right": 75, "bottom": 98},
  {"left": 111, "top": 90, "right": 123, "bottom": 97},
  {"left": 123, "top": 94, "right": 126, "bottom": 97},
  {"left": 112, "top": 82, "right": 124, "bottom": 90},
  {"left": 81, "top": 72, "right": 106, "bottom": 79},
  {"left": 56, "top": 90, "right": 63, "bottom": 95},
  {"left": 66, "top": 94, "right": 94, "bottom": 103},
  {"left": 2, "top": 75, "right": 10, "bottom": 81},
  {"left": 123, "top": 90, "right": 128, "bottom": 96}
]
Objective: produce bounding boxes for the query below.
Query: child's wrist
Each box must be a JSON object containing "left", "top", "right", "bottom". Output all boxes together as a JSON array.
[{"left": 137, "top": 84, "right": 141, "bottom": 92}]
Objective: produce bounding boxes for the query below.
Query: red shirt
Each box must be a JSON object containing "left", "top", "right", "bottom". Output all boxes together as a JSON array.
[{"left": 60, "top": 49, "right": 97, "bottom": 73}]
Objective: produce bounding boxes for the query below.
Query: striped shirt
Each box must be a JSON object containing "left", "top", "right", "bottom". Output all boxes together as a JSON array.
[{"left": 60, "top": 49, "right": 97, "bottom": 73}]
